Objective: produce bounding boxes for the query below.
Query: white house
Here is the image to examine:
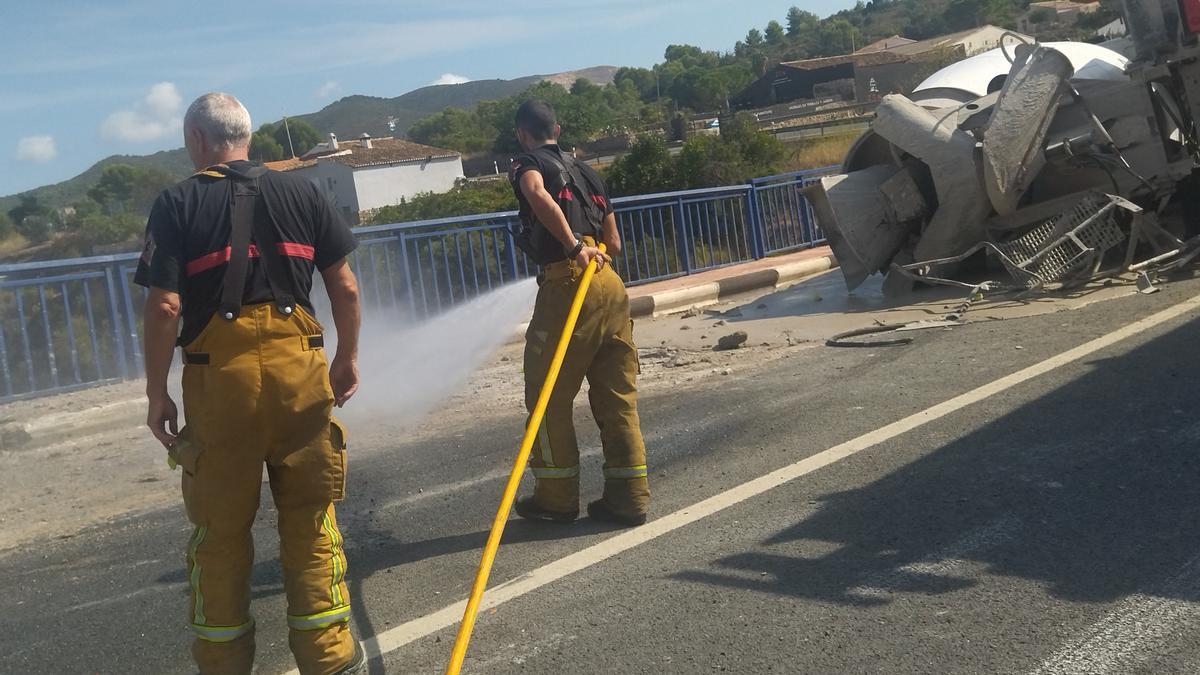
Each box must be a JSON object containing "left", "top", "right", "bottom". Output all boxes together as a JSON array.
[{"left": 267, "top": 133, "right": 464, "bottom": 221}]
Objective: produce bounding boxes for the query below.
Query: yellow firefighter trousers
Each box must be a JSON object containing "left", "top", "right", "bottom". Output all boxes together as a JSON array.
[
  {"left": 172, "top": 303, "right": 354, "bottom": 675},
  {"left": 524, "top": 256, "right": 650, "bottom": 517}
]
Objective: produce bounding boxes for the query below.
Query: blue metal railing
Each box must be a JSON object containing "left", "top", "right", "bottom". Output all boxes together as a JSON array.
[{"left": 0, "top": 166, "right": 837, "bottom": 402}]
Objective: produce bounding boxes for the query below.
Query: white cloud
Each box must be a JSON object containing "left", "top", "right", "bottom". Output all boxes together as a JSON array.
[
  {"left": 15, "top": 135, "right": 57, "bottom": 163},
  {"left": 430, "top": 73, "right": 471, "bottom": 86},
  {"left": 100, "top": 82, "right": 184, "bottom": 143},
  {"left": 315, "top": 80, "right": 340, "bottom": 99}
]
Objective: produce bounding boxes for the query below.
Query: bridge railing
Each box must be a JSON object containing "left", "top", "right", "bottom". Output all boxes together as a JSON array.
[{"left": 0, "top": 166, "right": 837, "bottom": 402}]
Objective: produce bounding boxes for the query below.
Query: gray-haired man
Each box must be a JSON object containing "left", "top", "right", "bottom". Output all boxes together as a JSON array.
[{"left": 137, "top": 92, "right": 365, "bottom": 674}]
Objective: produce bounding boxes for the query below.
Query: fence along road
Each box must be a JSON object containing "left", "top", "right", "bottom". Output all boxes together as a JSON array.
[{"left": 0, "top": 167, "right": 836, "bottom": 402}]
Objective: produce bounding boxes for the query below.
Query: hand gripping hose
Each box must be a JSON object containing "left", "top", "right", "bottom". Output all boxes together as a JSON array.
[{"left": 445, "top": 245, "right": 607, "bottom": 675}]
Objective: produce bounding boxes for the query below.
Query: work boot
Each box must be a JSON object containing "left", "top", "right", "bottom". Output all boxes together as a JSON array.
[
  {"left": 514, "top": 496, "right": 578, "bottom": 523},
  {"left": 333, "top": 641, "right": 367, "bottom": 675},
  {"left": 587, "top": 499, "right": 647, "bottom": 527}
]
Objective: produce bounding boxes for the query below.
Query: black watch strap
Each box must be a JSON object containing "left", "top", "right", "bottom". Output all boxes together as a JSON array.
[{"left": 566, "top": 237, "right": 584, "bottom": 259}]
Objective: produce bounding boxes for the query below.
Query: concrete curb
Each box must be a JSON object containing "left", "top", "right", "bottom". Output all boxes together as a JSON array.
[
  {"left": 509, "top": 254, "right": 837, "bottom": 342},
  {"left": 0, "top": 397, "right": 146, "bottom": 452},
  {"left": 633, "top": 254, "right": 838, "bottom": 317}
]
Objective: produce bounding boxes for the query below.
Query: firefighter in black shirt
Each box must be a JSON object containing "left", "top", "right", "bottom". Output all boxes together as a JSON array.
[
  {"left": 509, "top": 100, "right": 651, "bottom": 527},
  {"left": 137, "top": 93, "right": 365, "bottom": 675}
]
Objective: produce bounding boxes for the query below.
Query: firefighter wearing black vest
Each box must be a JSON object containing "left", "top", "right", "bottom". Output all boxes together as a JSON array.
[
  {"left": 137, "top": 93, "right": 366, "bottom": 675},
  {"left": 509, "top": 100, "right": 650, "bottom": 527}
]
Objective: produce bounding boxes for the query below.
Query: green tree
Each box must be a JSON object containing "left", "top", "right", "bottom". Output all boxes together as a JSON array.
[
  {"left": 765, "top": 20, "right": 787, "bottom": 46},
  {"left": 16, "top": 217, "right": 52, "bottom": 244},
  {"left": 250, "top": 128, "right": 285, "bottom": 162},
  {"left": 0, "top": 212, "right": 11, "bottom": 239},
  {"left": 272, "top": 118, "right": 323, "bottom": 157},
  {"left": 787, "top": 6, "right": 820, "bottom": 35},
  {"left": 614, "top": 67, "right": 659, "bottom": 101},
  {"left": 8, "top": 194, "right": 50, "bottom": 228},
  {"left": 605, "top": 135, "right": 679, "bottom": 197},
  {"left": 816, "top": 17, "right": 863, "bottom": 55},
  {"left": 408, "top": 107, "right": 496, "bottom": 154},
  {"left": 367, "top": 180, "right": 516, "bottom": 224},
  {"left": 745, "top": 28, "right": 764, "bottom": 48},
  {"left": 1028, "top": 6, "right": 1055, "bottom": 24},
  {"left": 87, "top": 164, "right": 175, "bottom": 215}
]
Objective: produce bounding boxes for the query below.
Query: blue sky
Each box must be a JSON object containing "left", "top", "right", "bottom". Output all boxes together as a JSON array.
[{"left": 0, "top": 0, "right": 856, "bottom": 197}]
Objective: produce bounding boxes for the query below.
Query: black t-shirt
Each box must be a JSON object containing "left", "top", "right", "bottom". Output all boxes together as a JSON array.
[
  {"left": 134, "top": 160, "right": 358, "bottom": 346},
  {"left": 509, "top": 144, "right": 614, "bottom": 264}
]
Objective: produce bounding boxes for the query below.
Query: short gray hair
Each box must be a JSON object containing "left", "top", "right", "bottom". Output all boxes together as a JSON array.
[{"left": 184, "top": 92, "right": 252, "bottom": 149}]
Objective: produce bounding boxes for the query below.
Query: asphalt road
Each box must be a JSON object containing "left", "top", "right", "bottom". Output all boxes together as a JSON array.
[{"left": 5, "top": 273, "right": 1200, "bottom": 674}]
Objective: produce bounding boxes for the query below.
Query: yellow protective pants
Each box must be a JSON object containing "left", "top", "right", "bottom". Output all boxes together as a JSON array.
[
  {"left": 173, "top": 303, "right": 355, "bottom": 675},
  {"left": 524, "top": 259, "right": 650, "bottom": 517}
]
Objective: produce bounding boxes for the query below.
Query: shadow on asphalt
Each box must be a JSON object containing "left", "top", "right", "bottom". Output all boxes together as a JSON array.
[{"left": 672, "top": 314, "right": 1200, "bottom": 607}]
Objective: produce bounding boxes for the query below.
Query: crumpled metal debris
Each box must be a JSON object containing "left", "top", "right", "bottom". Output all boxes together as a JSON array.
[{"left": 809, "top": 31, "right": 1200, "bottom": 299}]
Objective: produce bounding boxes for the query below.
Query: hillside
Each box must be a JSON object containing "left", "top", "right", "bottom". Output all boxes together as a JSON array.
[
  {"left": 294, "top": 76, "right": 542, "bottom": 141},
  {"left": 3, "top": 67, "right": 619, "bottom": 212},
  {"left": 0, "top": 148, "right": 193, "bottom": 219}
]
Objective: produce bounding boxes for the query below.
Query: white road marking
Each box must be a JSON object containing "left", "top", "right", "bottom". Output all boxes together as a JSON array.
[
  {"left": 848, "top": 517, "right": 1020, "bottom": 601},
  {"left": 281, "top": 292, "right": 1200, "bottom": 675},
  {"left": 1032, "top": 557, "right": 1200, "bottom": 674}
]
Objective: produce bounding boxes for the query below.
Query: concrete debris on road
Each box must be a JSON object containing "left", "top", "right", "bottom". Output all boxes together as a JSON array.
[{"left": 715, "top": 332, "right": 750, "bottom": 351}]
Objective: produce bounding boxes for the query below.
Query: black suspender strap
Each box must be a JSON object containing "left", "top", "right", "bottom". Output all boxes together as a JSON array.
[
  {"left": 216, "top": 165, "right": 297, "bottom": 321},
  {"left": 252, "top": 195, "right": 298, "bottom": 315},
  {"left": 218, "top": 177, "right": 257, "bottom": 321}
]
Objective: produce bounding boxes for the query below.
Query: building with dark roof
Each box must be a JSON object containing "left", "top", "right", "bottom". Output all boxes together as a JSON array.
[{"left": 734, "top": 25, "right": 1030, "bottom": 109}]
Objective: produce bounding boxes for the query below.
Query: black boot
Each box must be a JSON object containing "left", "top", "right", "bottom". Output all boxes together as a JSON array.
[
  {"left": 587, "top": 499, "right": 647, "bottom": 527},
  {"left": 514, "top": 496, "right": 578, "bottom": 523}
]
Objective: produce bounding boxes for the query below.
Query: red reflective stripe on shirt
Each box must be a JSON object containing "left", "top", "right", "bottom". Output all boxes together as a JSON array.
[
  {"left": 592, "top": 195, "right": 607, "bottom": 209},
  {"left": 557, "top": 187, "right": 574, "bottom": 201},
  {"left": 277, "top": 242, "right": 315, "bottom": 260},
  {"left": 186, "top": 248, "right": 233, "bottom": 276},
  {"left": 186, "top": 243, "right": 315, "bottom": 276}
]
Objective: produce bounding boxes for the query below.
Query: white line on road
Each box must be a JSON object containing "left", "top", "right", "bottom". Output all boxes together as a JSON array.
[
  {"left": 1031, "top": 557, "right": 1200, "bottom": 674},
  {"left": 282, "top": 292, "right": 1200, "bottom": 675}
]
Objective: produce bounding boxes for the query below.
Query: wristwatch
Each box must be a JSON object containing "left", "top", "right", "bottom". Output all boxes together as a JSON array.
[{"left": 565, "top": 234, "right": 584, "bottom": 259}]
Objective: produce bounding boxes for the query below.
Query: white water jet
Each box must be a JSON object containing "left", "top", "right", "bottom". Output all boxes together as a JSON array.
[{"left": 330, "top": 279, "right": 538, "bottom": 427}]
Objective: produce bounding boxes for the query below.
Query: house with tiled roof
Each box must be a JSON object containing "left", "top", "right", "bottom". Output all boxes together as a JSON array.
[{"left": 265, "top": 133, "right": 464, "bottom": 222}]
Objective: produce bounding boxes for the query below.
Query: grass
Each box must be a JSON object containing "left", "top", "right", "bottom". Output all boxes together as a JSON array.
[{"left": 779, "top": 131, "right": 859, "bottom": 173}]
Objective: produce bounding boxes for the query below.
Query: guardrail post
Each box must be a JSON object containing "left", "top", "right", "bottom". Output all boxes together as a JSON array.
[
  {"left": 799, "top": 177, "right": 817, "bottom": 246},
  {"left": 117, "top": 264, "right": 143, "bottom": 377},
  {"left": 505, "top": 230, "right": 520, "bottom": 282},
  {"left": 746, "top": 184, "right": 766, "bottom": 260},
  {"left": 672, "top": 197, "right": 691, "bottom": 274},
  {"left": 397, "top": 232, "right": 416, "bottom": 319},
  {"left": 102, "top": 265, "right": 130, "bottom": 381}
]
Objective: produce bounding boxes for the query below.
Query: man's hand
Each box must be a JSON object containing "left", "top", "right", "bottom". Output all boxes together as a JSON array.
[
  {"left": 330, "top": 354, "right": 359, "bottom": 407},
  {"left": 147, "top": 393, "right": 179, "bottom": 447},
  {"left": 575, "top": 245, "right": 611, "bottom": 271}
]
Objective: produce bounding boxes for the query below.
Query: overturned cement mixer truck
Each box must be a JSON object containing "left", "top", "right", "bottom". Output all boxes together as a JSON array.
[{"left": 810, "top": 0, "right": 1200, "bottom": 297}]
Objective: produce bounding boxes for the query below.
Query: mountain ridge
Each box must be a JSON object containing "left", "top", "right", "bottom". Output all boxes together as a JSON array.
[{"left": 2, "top": 66, "right": 618, "bottom": 214}]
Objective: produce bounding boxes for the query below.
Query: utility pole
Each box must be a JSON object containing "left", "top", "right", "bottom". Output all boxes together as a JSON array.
[{"left": 283, "top": 115, "right": 297, "bottom": 158}]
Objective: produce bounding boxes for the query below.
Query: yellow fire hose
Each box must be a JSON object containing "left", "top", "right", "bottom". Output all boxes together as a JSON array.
[{"left": 445, "top": 244, "right": 607, "bottom": 675}]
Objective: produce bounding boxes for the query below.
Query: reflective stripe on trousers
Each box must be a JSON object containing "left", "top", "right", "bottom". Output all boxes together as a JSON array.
[
  {"left": 288, "top": 604, "right": 352, "bottom": 631},
  {"left": 531, "top": 465, "right": 581, "bottom": 479},
  {"left": 603, "top": 464, "right": 648, "bottom": 480},
  {"left": 192, "top": 619, "right": 256, "bottom": 643}
]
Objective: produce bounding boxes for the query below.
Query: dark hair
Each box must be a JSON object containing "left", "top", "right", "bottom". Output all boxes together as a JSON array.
[{"left": 515, "top": 100, "right": 557, "bottom": 141}]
